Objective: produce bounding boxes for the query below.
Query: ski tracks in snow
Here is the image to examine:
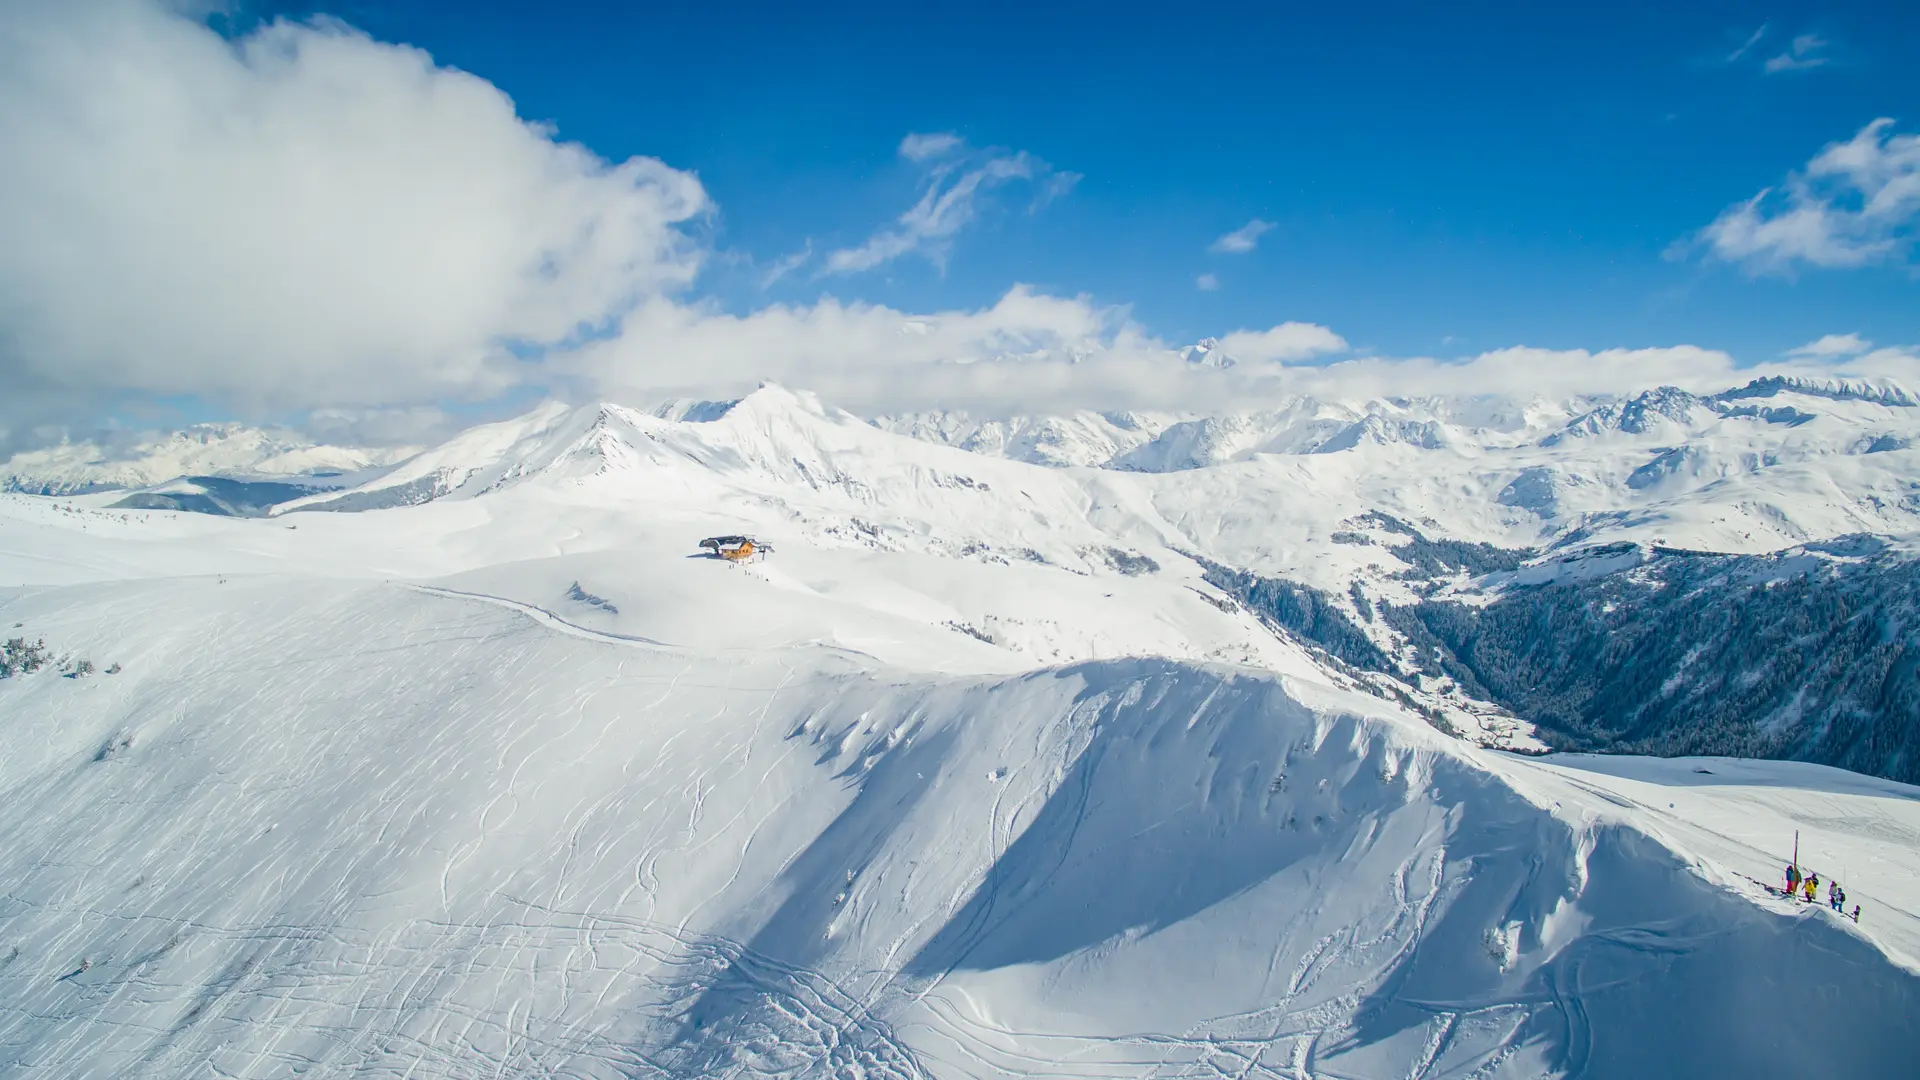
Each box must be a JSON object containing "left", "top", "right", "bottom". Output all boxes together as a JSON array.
[{"left": 399, "top": 584, "right": 682, "bottom": 652}]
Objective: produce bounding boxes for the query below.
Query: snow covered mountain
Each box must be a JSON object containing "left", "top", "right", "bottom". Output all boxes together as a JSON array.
[
  {"left": 45, "top": 378, "right": 1918, "bottom": 773},
  {"left": 3, "top": 380, "right": 1919, "bottom": 1077},
  {"left": 0, "top": 423, "right": 409, "bottom": 496},
  {"left": 881, "top": 376, "right": 1920, "bottom": 564},
  {"left": 24, "top": 371, "right": 1920, "bottom": 559},
  {"left": 870, "top": 410, "right": 1174, "bottom": 468}
]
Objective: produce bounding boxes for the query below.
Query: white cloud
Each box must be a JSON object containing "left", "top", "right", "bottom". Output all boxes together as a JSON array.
[
  {"left": 561, "top": 285, "right": 1139, "bottom": 413},
  {"left": 554, "top": 268, "right": 1763, "bottom": 414},
  {"left": 563, "top": 298, "right": 1920, "bottom": 418},
  {"left": 759, "top": 242, "right": 814, "bottom": 287},
  {"left": 1787, "top": 333, "right": 1873, "bottom": 358},
  {"left": 1726, "top": 23, "right": 1769, "bottom": 63},
  {"left": 301, "top": 404, "right": 457, "bottom": 448},
  {"left": 0, "top": 0, "right": 706, "bottom": 441},
  {"left": 1287, "top": 343, "right": 1920, "bottom": 407},
  {"left": 1216, "top": 323, "right": 1348, "bottom": 363},
  {"left": 1764, "top": 33, "right": 1830, "bottom": 73},
  {"left": 1270, "top": 346, "right": 1744, "bottom": 402},
  {"left": 899, "top": 132, "right": 963, "bottom": 162},
  {"left": 823, "top": 136, "right": 1071, "bottom": 275},
  {"left": 9, "top": 4, "right": 1914, "bottom": 448},
  {"left": 584, "top": 285, "right": 1114, "bottom": 387},
  {"left": 1843, "top": 346, "right": 1920, "bottom": 385},
  {"left": 1684, "top": 118, "right": 1920, "bottom": 272},
  {"left": 1195, "top": 273, "right": 1219, "bottom": 291},
  {"left": 1034, "top": 170, "right": 1083, "bottom": 210},
  {"left": 562, "top": 289, "right": 1366, "bottom": 417},
  {"left": 1209, "top": 219, "right": 1274, "bottom": 254}
]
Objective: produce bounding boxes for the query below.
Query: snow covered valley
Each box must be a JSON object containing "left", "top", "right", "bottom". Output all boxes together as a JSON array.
[{"left": 3, "top": 382, "right": 1920, "bottom": 1077}]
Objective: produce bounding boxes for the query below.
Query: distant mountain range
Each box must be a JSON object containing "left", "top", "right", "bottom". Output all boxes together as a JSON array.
[
  {"left": 1, "top": 422, "right": 410, "bottom": 496},
  {"left": 7, "top": 373, "right": 1918, "bottom": 781}
]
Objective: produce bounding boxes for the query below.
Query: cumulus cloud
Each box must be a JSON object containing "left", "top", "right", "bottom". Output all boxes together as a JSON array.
[
  {"left": 561, "top": 285, "right": 1121, "bottom": 411},
  {"left": 567, "top": 308, "right": 1920, "bottom": 418},
  {"left": 1842, "top": 346, "right": 1920, "bottom": 385},
  {"left": 1195, "top": 273, "right": 1220, "bottom": 291},
  {"left": 8, "top": 3, "right": 1912, "bottom": 452},
  {"left": 1787, "top": 333, "right": 1873, "bottom": 358},
  {"left": 1209, "top": 219, "right": 1274, "bottom": 254},
  {"left": 0, "top": 0, "right": 707, "bottom": 443},
  {"left": 1216, "top": 323, "right": 1349, "bottom": 363},
  {"left": 1683, "top": 118, "right": 1920, "bottom": 272},
  {"left": 558, "top": 281, "right": 1381, "bottom": 417},
  {"left": 823, "top": 136, "right": 1072, "bottom": 275},
  {"left": 561, "top": 283, "right": 1851, "bottom": 418},
  {"left": 1764, "top": 33, "right": 1830, "bottom": 73}
]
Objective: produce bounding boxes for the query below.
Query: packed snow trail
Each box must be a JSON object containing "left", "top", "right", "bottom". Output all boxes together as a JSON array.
[
  {"left": 2, "top": 576, "right": 1916, "bottom": 1078},
  {"left": 401, "top": 581, "right": 684, "bottom": 649}
]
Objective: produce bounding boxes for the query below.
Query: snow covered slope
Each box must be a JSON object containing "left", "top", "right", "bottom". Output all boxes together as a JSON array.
[
  {"left": 2, "top": 572, "right": 1915, "bottom": 1078},
  {"left": 278, "top": 388, "right": 1169, "bottom": 583},
  {"left": 2, "top": 382, "right": 1918, "bottom": 1077}
]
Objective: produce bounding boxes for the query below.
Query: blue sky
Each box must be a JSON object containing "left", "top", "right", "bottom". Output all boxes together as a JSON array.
[
  {"left": 4, "top": 1, "right": 1920, "bottom": 445},
  {"left": 234, "top": 0, "right": 1920, "bottom": 359}
]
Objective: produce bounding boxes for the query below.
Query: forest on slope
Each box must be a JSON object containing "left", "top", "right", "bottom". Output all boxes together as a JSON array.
[{"left": 1215, "top": 539, "right": 1920, "bottom": 783}]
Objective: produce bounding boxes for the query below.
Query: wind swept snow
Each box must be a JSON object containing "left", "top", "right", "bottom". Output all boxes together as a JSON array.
[{"left": 1, "top": 384, "right": 1918, "bottom": 1078}]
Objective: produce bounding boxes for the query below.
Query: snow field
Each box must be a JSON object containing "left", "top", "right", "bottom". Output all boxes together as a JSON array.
[
  {"left": 1508, "top": 753, "right": 1920, "bottom": 970},
  {"left": 2, "top": 381, "right": 1919, "bottom": 1076},
  {"left": 1, "top": 576, "right": 1915, "bottom": 1077}
]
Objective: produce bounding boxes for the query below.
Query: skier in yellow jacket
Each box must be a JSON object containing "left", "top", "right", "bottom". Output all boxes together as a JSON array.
[{"left": 1803, "top": 873, "right": 1819, "bottom": 902}]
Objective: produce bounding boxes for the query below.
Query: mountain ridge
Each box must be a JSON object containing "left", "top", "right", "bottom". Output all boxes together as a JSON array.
[{"left": 1, "top": 422, "right": 409, "bottom": 495}]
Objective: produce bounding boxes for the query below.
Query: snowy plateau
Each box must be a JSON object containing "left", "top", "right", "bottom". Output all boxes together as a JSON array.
[{"left": 2, "top": 380, "right": 1919, "bottom": 1078}]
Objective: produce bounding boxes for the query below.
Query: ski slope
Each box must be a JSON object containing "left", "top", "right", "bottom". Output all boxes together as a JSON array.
[{"left": 2, "top": 388, "right": 1918, "bottom": 1078}]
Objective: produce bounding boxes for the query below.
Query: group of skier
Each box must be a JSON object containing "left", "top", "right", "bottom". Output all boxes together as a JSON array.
[{"left": 1785, "top": 863, "right": 1860, "bottom": 922}]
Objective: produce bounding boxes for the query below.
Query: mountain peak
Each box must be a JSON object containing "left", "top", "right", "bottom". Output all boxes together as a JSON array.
[
  {"left": 1179, "top": 338, "right": 1237, "bottom": 369},
  {"left": 1718, "top": 375, "right": 1918, "bottom": 408}
]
